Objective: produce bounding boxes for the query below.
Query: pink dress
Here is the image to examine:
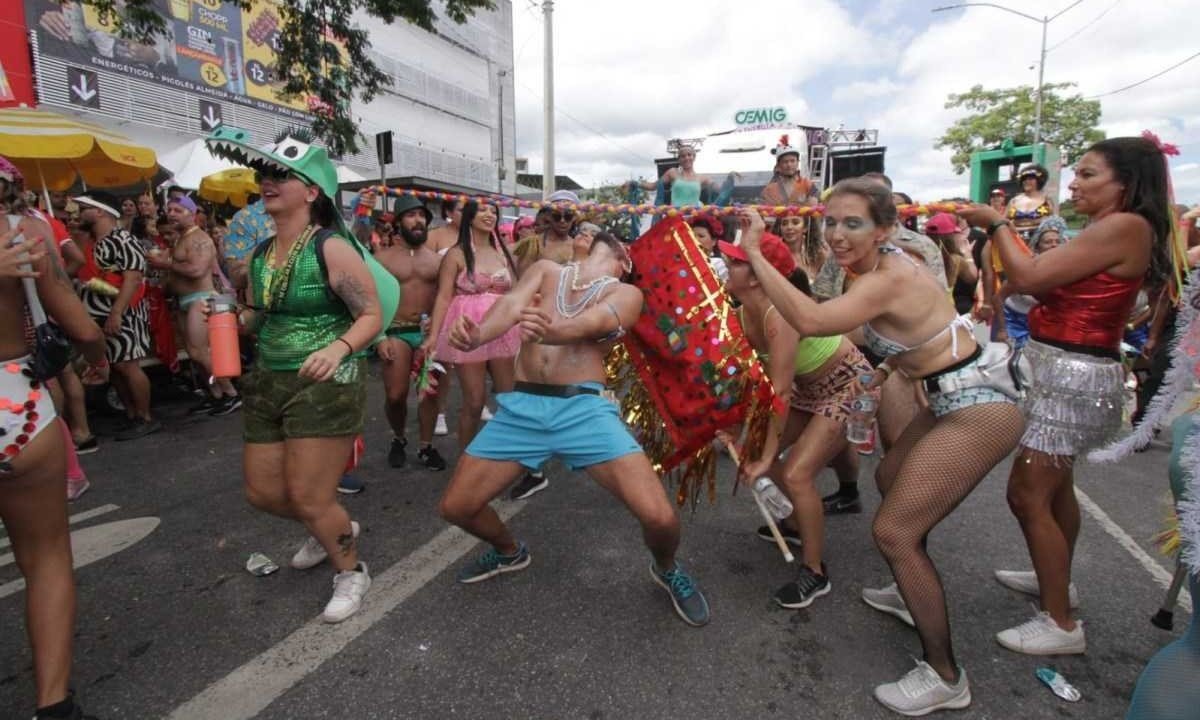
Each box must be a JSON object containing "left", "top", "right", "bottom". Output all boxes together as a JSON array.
[{"left": 436, "top": 268, "right": 522, "bottom": 363}]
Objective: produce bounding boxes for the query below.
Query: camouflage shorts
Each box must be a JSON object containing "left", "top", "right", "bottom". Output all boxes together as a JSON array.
[{"left": 242, "top": 359, "right": 366, "bottom": 443}]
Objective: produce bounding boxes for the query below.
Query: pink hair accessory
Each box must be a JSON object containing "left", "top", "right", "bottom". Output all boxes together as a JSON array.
[{"left": 1142, "top": 130, "right": 1180, "bottom": 157}]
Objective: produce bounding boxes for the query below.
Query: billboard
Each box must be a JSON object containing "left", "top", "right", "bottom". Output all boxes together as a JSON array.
[{"left": 24, "top": 0, "right": 342, "bottom": 121}]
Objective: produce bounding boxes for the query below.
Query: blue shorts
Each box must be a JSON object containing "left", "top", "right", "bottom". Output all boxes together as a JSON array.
[{"left": 466, "top": 383, "right": 643, "bottom": 470}]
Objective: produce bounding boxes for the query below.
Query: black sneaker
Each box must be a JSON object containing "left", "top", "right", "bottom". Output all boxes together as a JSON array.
[
  {"left": 388, "top": 437, "right": 407, "bottom": 468},
  {"left": 74, "top": 436, "right": 99, "bottom": 455},
  {"left": 417, "top": 445, "right": 447, "bottom": 471},
  {"left": 208, "top": 395, "right": 242, "bottom": 416},
  {"left": 774, "top": 564, "right": 831, "bottom": 609},
  {"left": 756, "top": 523, "right": 803, "bottom": 548},
  {"left": 115, "top": 418, "right": 163, "bottom": 442},
  {"left": 509, "top": 472, "right": 548, "bottom": 500},
  {"left": 822, "top": 490, "right": 862, "bottom": 515},
  {"left": 187, "top": 396, "right": 221, "bottom": 416}
]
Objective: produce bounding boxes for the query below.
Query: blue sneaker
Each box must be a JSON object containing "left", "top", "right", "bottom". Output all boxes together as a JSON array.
[
  {"left": 337, "top": 474, "right": 364, "bottom": 494},
  {"left": 650, "top": 562, "right": 710, "bottom": 627},
  {"left": 456, "top": 543, "right": 531, "bottom": 584}
]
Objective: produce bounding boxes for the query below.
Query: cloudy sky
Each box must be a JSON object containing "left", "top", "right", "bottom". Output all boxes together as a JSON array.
[{"left": 510, "top": 0, "right": 1200, "bottom": 203}]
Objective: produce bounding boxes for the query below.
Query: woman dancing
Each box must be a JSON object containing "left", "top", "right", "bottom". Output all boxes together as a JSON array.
[
  {"left": 1005, "top": 164, "right": 1057, "bottom": 240},
  {"left": 721, "top": 233, "right": 874, "bottom": 609},
  {"left": 960, "top": 137, "right": 1173, "bottom": 656},
  {"left": 739, "top": 179, "right": 1024, "bottom": 716},
  {"left": 423, "top": 199, "right": 520, "bottom": 446},
  {"left": 216, "top": 134, "right": 383, "bottom": 624}
]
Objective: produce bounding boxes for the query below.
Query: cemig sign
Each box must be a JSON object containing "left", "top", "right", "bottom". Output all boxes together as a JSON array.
[{"left": 734, "top": 107, "right": 788, "bottom": 126}]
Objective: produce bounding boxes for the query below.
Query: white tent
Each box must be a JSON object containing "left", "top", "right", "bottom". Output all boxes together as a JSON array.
[
  {"left": 336, "top": 165, "right": 368, "bottom": 185},
  {"left": 158, "top": 138, "right": 240, "bottom": 190}
]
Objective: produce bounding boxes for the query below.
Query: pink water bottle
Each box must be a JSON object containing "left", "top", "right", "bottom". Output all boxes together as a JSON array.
[{"left": 208, "top": 294, "right": 242, "bottom": 378}]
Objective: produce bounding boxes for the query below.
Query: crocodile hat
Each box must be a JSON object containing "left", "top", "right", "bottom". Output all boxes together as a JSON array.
[{"left": 205, "top": 126, "right": 338, "bottom": 200}]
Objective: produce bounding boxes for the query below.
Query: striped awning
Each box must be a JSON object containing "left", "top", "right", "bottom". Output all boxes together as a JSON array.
[{"left": 0, "top": 106, "right": 158, "bottom": 190}]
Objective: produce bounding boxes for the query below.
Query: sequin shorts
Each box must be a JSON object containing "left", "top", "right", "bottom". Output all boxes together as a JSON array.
[
  {"left": 1020, "top": 339, "right": 1125, "bottom": 456},
  {"left": 790, "top": 347, "right": 876, "bottom": 424},
  {"left": 242, "top": 359, "right": 366, "bottom": 443},
  {"left": 0, "top": 356, "right": 57, "bottom": 467}
]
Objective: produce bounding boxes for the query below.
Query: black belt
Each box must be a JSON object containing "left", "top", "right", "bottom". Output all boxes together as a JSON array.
[
  {"left": 514, "top": 381, "right": 601, "bottom": 398},
  {"left": 922, "top": 345, "right": 983, "bottom": 394},
  {"left": 1030, "top": 336, "right": 1121, "bottom": 362}
]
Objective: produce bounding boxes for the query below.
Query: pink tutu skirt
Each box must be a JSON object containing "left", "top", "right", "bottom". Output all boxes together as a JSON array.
[{"left": 436, "top": 292, "right": 521, "bottom": 363}]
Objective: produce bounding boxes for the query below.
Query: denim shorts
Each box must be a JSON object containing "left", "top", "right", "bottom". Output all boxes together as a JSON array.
[{"left": 466, "top": 383, "right": 643, "bottom": 470}]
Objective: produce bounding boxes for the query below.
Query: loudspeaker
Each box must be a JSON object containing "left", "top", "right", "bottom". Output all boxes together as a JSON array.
[{"left": 829, "top": 147, "right": 886, "bottom": 185}]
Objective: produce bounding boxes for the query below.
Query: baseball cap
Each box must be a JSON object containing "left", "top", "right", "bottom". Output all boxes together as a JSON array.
[
  {"left": 718, "top": 232, "right": 796, "bottom": 276},
  {"left": 924, "top": 212, "right": 959, "bottom": 236}
]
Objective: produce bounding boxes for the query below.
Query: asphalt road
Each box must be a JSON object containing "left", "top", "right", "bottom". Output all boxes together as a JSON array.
[{"left": 0, "top": 365, "right": 1191, "bottom": 719}]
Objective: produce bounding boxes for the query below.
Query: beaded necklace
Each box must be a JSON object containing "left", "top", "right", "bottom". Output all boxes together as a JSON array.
[
  {"left": 260, "top": 224, "right": 316, "bottom": 309},
  {"left": 556, "top": 263, "right": 617, "bottom": 318}
]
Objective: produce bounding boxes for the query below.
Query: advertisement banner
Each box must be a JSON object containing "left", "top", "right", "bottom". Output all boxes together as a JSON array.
[{"left": 25, "top": 0, "right": 343, "bottom": 121}]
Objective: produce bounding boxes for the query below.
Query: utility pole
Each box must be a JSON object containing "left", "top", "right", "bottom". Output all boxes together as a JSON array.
[
  {"left": 1033, "top": 17, "right": 1047, "bottom": 146},
  {"left": 542, "top": 0, "right": 555, "bottom": 199},
  {"left": 933, "top": 1, "right": 1083, "bottom": 148},
  {"left": 497, "top": 68, "right": 507, "bottom": 194}
]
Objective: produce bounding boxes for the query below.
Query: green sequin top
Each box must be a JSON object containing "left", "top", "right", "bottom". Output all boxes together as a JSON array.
[{"left": 250, "top": 235, "right": 352, "bottom": 372}]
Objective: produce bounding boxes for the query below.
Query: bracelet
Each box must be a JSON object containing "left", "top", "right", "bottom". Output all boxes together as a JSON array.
[
  {"left": 987, "top": 219, "right": 1009, "bottom": 237},
  {"left": 335, "top": 337, "right": 354, "bottom": 354}
]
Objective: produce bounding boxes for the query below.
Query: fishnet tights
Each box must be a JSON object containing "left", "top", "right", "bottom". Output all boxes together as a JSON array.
[{"left": 873, "top": 402, "right": 1025, "bottom": 677}]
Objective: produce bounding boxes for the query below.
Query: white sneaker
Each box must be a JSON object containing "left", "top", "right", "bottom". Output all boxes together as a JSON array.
[
  {"left": 434, "top": 413, "right": 449, "bottom": 436},
  {"left": 480, "top": 406, "right": 494, "bottom": 421},
  {"left": 874, "top": 660, "right": 971, "bottom": 716},
  {"left": 323, "top": 562, "right": 371, "bottom": 623},
  {"left": 994, "top": 569, "right": 1080, "bottom": 608},
  {"left": 291, "top": 521, "right": 360, "bottom": 570},
  {"left": 996, "top": 611, "right": 1086, "bottom": 655},
  {"left": 862, "top": 582, "right": 915, "bottom": 628}
]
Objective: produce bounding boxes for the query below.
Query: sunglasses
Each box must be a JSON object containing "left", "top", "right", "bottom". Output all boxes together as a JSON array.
[
  {"left": 551, "top": 211, "right": 575, "bottom": 222},
  {"left": 254, "top": 167, "right": 312, "bottom": 186}
]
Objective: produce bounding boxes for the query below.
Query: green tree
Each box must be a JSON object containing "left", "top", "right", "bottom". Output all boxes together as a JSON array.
[
  {"left": 84, "top": 0, "right": 495, "bottom": 156},
  {"left": 935, "top": 83, "right": 1104, "bottom": 174}
]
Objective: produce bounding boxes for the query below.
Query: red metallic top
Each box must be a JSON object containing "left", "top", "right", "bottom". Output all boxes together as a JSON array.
[{"left": 1029, "top": 271, "right": 1143, "bottom": 351}]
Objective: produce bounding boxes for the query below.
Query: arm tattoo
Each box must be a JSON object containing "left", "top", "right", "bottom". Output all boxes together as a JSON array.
[
  {"left": 45, "top": 241, "right": 72, "bottom": 285},
  {"left": 333, "top": 272, "right": 369, "bottom": 317},
  {"left": 337, "top": 531, "right": 357, "bottom": 557}
]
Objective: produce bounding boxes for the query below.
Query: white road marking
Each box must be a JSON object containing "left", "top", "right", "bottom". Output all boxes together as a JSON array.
[
  {"left": 0, "top": 503, "right": 120, "bottom": 551},
  {"left": 1076, "top": 487, "right": 1191, "bottom": 610},
  {"left": 167, "top": 503, "right": 525, "bottom": 720},
  {"left": 0, "top": 517, "right": 159, "bottom": 599}
]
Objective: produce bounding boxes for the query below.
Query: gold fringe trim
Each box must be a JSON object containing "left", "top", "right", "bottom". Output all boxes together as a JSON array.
[
  {"left": 1154, "top": 504, "right": 1181, "bottom": 558},
  {"left": 606, "top": 344, "right": 778, "bottom": 508}
]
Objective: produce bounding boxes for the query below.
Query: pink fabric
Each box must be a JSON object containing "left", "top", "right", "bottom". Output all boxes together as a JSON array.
[
  {"left": 59, "top": 419, "right": 85, "bottom": 483},
  {"left": 436, "top": 292, "right": 521, "bottom": 363}
]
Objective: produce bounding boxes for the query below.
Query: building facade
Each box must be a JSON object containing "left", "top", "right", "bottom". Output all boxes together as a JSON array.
[{"left": 11, "top": 0, "right": 515, "bottom": 197}]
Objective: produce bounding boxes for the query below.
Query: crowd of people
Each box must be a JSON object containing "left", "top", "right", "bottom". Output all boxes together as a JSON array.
[{"left": 0, "top": 127, "right": 1197, "bottom": 719}]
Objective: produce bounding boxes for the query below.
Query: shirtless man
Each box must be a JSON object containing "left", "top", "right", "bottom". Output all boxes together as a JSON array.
[
  {"left": 151, "top": 196, "right": 240, "bottom": 416},
  {"left": 440, "top": 232, "right": 710, "bottom": 627},
  {"left": 516, "top": 190, "right": 577, "bottom": 273},
  {"left": 373, "top": 195, "right": 446, "bottom": 471}
]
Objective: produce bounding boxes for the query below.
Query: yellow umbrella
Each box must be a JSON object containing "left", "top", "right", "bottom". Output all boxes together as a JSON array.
[
  {"left": 198, "top": 167, "right": 258, "bottom": 207},
  {"left": 0, "top": 106, "right": 158, "bottom": 190}
]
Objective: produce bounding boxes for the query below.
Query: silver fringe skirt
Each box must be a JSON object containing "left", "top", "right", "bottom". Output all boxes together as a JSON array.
[{"left": 1021, "top": 339, "right": 1126, "bottom": 456}]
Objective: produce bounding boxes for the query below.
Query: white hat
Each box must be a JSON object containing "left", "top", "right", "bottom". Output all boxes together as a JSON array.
[
  {"left": 73, "top": 195, "right": 121, "bottom": 218},
  {"left": 771, "top": 134, "right": 800, "bottom": 159},
  {"left": 547, "top": 189, "right": 580, "bottom": 204}
]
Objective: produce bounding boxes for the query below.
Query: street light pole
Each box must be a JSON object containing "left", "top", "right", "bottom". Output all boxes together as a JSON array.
[
  {"left": 932, "top": 1, "right": 1082, "bottom": 148},
  {"left": 542, "top": 0, "right": 555, "bottom": 199},
  {"left": 1033, "top": 17, "right": 1047, "bottom": 145}
]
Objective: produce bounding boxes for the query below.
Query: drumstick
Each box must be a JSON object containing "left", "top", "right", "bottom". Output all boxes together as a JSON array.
[{"left": 720, "top": 436, "right": 794, "bottom": 564}]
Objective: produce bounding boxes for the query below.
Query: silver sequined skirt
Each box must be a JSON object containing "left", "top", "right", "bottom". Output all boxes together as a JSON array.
[{"left": 1020, "top": 339, "right": 1126, "bottom": 456}]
